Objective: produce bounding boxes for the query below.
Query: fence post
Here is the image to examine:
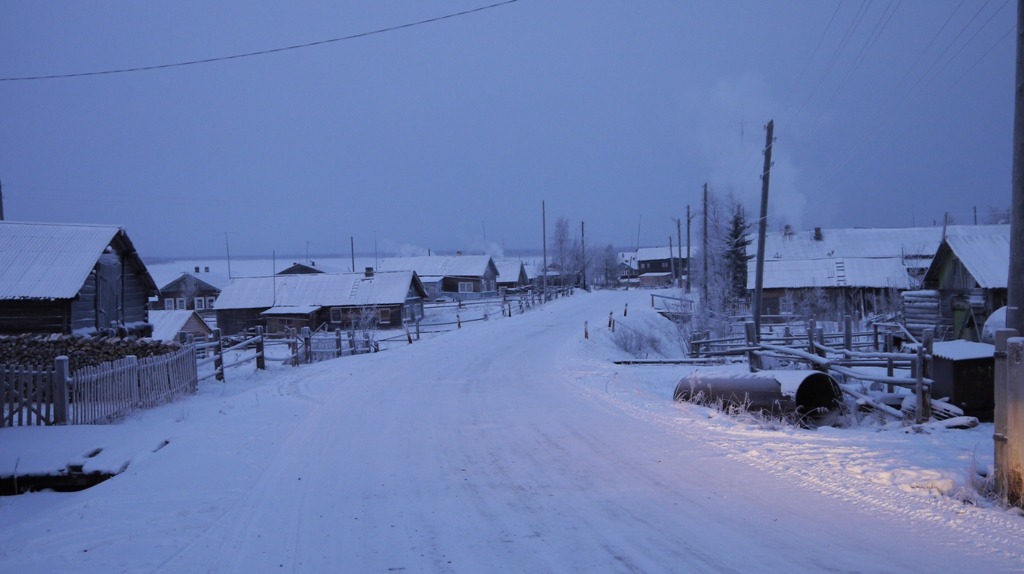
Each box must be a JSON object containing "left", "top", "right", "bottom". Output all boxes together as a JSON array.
[
  {"left": 843, "top": 315, "right": 853, "bottom": 351},
  {"left": 53, "top": 356, "right": 69, "bottom": 425},
  {"left": 416, "top": 320, "right": 421, "bottom": 341},
  {"left": 624, "top": 303, "right": 628, "bottom": 317},
  {"left": 213, "top": 329, "right": 225, "bottom": 381},
  {"left": 1006, "top": 337, "right": 1024, "bottom": 507},
  {"left": 335, "top": 329, "right": 344, "bottom": 356},
  {"left": 807, "top": 319, "right": 816, "bottom": 355},
  {"left": 288, "top": 329, "right": 299, "bottom": 364},
  {"left": 457, "top": 314, "right": 461, "bottom": 329},
  {"left": 584, "top": 320, "right": 589, "bottom": 340},
  {"left": 255, "top": 326, "right": 266, "bottom": 370},
  {"left": 744, "top": 321, "right": 759, "bottom": 372},
  {"left": 405, "top": 323, "right": 413, "bottom": 344},
  {"left": 302, "top": 327, "right": 312, "bottom": 364},
  {"left": 995, "top": 329, "right": 1020, "bottom": 503},
  {"left": 915, "top": 345, "right": 929, "bottom": 423},
  {"left": 873, "top": 323, "right": 880, "bottom": 352}
]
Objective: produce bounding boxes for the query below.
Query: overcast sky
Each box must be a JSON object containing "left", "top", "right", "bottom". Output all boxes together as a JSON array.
[{"left": 1, "top": 1, "right": 1015, "bottom": 258}]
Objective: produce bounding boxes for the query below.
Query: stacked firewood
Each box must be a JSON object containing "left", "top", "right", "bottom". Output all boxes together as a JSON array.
[{"left": 0, "top": 335, "right": 180, "bottom": 371}]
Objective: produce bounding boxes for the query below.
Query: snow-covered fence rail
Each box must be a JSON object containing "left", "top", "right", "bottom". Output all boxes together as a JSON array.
[{"left": 195, "top": 328, "right": 265, "bottom": 381}]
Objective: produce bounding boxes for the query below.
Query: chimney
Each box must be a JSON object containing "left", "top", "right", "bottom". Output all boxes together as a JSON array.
[
  {"left": 364, "top": 267, "right": 374, "bottom": 278},
  {"left": 814, "top": 227, "right": 823, "bottom": 241}
]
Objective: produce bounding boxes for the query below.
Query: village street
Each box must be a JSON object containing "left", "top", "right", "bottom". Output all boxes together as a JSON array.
[{"left": 2, "top": 290, "right": 1024, "bottom": 573}]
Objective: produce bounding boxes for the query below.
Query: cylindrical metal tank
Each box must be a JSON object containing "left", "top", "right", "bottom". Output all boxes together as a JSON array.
[{"left": 674, "top": 369, "right": 843, "bottom": 426}]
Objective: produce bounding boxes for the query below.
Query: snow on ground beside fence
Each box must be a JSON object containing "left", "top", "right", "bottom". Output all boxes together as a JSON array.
[{"left": 1, "top": 288, "right": 1022, "bottom": 572}]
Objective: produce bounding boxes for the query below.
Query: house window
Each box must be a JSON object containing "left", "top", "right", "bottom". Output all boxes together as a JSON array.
[
  {"left": 458, "top": 282, "right": 474, "bottom": 293},
  {"left": 176, "top": 298, "right": 186, "bottom": 310},
  {"left": 330, "top": 308, "right": 344, "bottom": 324},
  {"left": 164, "top": 299, "right": 175, "bottom": 310},
  {"left": 195, "top": 297, "right": 205, "bottom": 310},
  {"left": 379, "top": 309, "right": 391, "bottom": 325},
  {"left": 207, "top": 297, "right": 217, "bottom": 309}
]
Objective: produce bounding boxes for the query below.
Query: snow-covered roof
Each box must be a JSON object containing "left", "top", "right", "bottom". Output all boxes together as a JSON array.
[
  {"left": 154, "top": 271, "right": 230, "bottom": 292},
  {"left": 745, "top": 226, "right": 943, "bottom": 290},
  {"left": 931, "top": 340, "right": 994, "bottom": 361},
  {"left": 752, "top": 226, "right": 942, "bottom": 261},
  {"left": 492, "top": 259, "right": 525, "bottom": 283},
  {"left": 261, "top": 305, "right": 322, "bottom": 316},
  {"left": 148, "top": 310, "right": 207, "bottom": 342},
  {"left": 938, "top": 225, "right": 1010, "bottom": 289},
  {"left": 752, "top": 257, "right": 917, "bottom": 290},
  {"left": 214, "top": 271, "right": 423, "bottom": 310},
  {"left": 0, "top": 221, "right": 154, "bottom": 300},
  {"left": 635, "top": 246, "right": 694, "bottom": 261},
  {"left": 375, "top": 255, "right": 496, "bottom": 278}
]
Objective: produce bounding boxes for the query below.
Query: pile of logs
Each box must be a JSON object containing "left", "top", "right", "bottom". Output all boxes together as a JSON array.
[
  {"left": 0, "top": 334, "right": 180, "bottom": 371},
  {"left": 902, "top": 290, "right": 942, "bottom": 340}
]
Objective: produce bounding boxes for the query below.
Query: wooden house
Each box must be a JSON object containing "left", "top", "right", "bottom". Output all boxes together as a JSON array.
[
  {"left": 0, "top": 221, "right": 158, "bottom": 335},
  {"left": 636, "top": 246, "right": 686, "bottom": 287},
  {"left": 746, "top": 226, "right": 942, "bottom": 322},
  {"left": 908, "top": 225, "right": 1010, "bottom": 341},
  {"left": 213, "top": 269, "right": 427, "bottom": 335},
  {"left": 148, "top": 309, "right": 213, "bottom": 342},
  {"left": 494, "top": 259, "right": 530, "bottom": 292},
  {"left": 375, "top": 255, "right": 499, "bottom": 301},
  {"left": 153, "top": 268, "right": 228, "bottom": 314}
]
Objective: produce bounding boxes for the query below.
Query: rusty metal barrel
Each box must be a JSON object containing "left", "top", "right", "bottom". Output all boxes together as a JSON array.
[{"left": 674, "top": 369, "right": 843, "bottom": 426}]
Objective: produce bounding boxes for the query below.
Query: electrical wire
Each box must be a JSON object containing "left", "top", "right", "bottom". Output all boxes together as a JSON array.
[{"left": 0, "top": 0, "right": 519, "bottom": 82}]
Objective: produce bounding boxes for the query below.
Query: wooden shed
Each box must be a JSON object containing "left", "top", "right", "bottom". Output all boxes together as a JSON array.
[
  {"left": 915, "top": 224, "right": 1009, "bottom": 341},
  {"left": 0, "top": 221, "right": 158, "bottom": 336}
]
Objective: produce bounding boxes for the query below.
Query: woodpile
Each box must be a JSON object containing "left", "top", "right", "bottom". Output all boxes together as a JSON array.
[
  {"left": 902, "top": 290, "right": 942, "bottom": 339},
  {"left": 0, "top": 335, "right": 180, "bottom": 371}
]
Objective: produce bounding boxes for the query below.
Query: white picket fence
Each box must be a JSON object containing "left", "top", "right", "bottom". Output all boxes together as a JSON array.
[{"left": 1, "top": 345, "right": 198, "bottom": 427}]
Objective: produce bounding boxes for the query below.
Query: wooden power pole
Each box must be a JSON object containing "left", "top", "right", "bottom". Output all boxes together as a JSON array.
[
  {"left": 752, "top": 119, "right": 775, "bottom": 340},
  {"left": 686, "top": 204, "right": 692, "bottom": 293},
  {"left": 702, "top": 183, "right": 708, "bottom": 304},
  {"left": 996, "top": 0, "right": 1024, "bottom": 505}
]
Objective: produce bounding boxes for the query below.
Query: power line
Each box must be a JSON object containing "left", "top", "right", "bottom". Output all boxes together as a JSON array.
[{"left": 0, "top": 0, "right": 519, "bottom": 82}]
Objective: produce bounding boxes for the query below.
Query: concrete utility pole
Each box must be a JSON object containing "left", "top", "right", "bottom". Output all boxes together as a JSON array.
[
  {"left": 996, "top": 0, "right": 1024, "bottom": 506},
  {"left": 752, "top": 119, "right": 775, "bottom": 340}
]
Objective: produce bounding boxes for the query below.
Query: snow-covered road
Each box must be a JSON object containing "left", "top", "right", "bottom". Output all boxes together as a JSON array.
[{"left": 2, "top": 290, "right": 1023, "bottom": 573}]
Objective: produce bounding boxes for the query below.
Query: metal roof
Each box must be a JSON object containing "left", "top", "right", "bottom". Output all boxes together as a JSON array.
[
  {"left": 0, "top": 221, "right": 151, "bottom": 300},
  {"left": 214, "top": 271, "right": 423, "bottom": 310},
  {"left": 375, "top": 255, "right": 497, "bottom": 278},
  {"left": 940, "top": 225, "right": 1010, "bottom": 289},
  {"left": 744, "top": 226, "right": 944, "bottom": 290}
]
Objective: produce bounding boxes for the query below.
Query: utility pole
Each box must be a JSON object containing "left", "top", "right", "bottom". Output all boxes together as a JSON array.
[
  {"left": 995, "top": 0, "right": 1024, "bottom": 506},
  {"left": 669, "top": 235, "right": 675, "bottom": 283},
  {"left": 752, "top": 119, "right": 775, "bottom": 340},
  {"left": 580, "top": 220, "right": 587, "bottom": 291},
  {"left": 542, "top": 201, "right": 548, "bottom": 301},
  {"left": 671, "top": 217, "right": 682, "bottom": 288},
  {"left": 686, "top": 204, "right": 692, "bottom": 293},
  {"left": 702, "top": 183, "right": 709, "bottom": 304},
  {"left": 0, "top": 179, "right": 5, "bottom": 221},
  {"left": 350, "top": 236, "right": 355, "bottom": 273}
]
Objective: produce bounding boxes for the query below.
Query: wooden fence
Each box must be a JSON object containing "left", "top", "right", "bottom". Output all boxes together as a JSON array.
[{"left": 1, "top": 345, "right": 198, "bottom": 427}]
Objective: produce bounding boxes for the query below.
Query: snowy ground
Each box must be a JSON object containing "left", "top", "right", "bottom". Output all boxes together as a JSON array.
[{"left": 2, "top": 288, "right": 1024, "bottom": 573}]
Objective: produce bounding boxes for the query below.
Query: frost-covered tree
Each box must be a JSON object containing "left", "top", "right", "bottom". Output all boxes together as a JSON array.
[{"left": 724, "top": 205, "right": 752, "bottom": 302}]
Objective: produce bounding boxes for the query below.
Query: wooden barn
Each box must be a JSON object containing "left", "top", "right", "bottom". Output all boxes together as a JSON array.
[
  {"left": 746, "top": 226, "right": 942, "bottom": 322},
  {"left": 636, "top": 246, "right": 687, "bottom": 287},
  {"left": 906, "top": 225, "right": 1010, "bottom": 341},
  {"left": 375, "top": 255, "right": 498, "bottom": 300},
  {"left": 213, "top": 269, "right": 427, "bottom": 335},
  {"left": 0, "top": 221, "right": 158, "bottom": 335}
]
